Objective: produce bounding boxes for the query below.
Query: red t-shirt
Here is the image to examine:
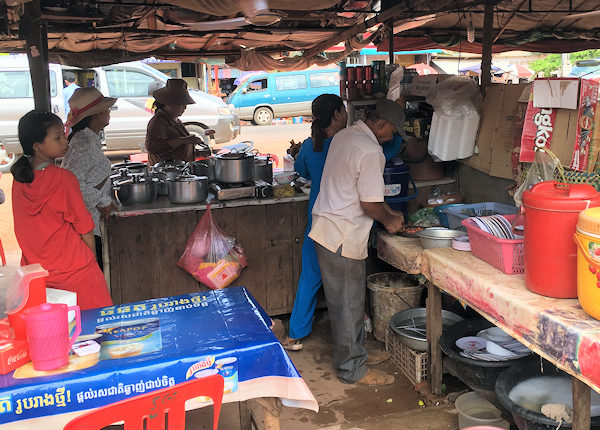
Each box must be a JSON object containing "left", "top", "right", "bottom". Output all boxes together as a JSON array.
[{"left": 12, "top": 165, "right": 113, "bottom": 309}]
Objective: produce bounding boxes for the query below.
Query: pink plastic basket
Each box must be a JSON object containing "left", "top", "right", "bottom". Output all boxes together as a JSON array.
[{"left": 461, "top": 214, "right": 524, "bottom": 275}]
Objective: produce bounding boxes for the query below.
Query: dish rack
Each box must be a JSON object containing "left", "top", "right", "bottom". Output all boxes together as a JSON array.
[
  {"left": 444, "top": 202, "right": 519, "bottom": 230},
  {"left": 462, "top": 214, "right": 524, "bottom": 274}
]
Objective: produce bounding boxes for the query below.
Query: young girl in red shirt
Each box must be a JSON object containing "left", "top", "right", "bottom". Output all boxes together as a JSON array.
[{"left": 11, "top": 110, "right": 113, "bottom": 310}]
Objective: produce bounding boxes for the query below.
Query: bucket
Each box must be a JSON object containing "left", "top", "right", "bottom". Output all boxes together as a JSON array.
[
  {"left": 366, "top": 273, "right": 423, "bottom": 342},
  {"left": 495, "top": 361, "right": 600, "bottom": 430},
  {"left": 455, "top": 392, "right": 510, "bottom": 429},
  {"left": 522, "top": 181, "right": 600, "bottom": 298},
  {"left": 574, "top": 207, "right": 600, "bottom": 320}
]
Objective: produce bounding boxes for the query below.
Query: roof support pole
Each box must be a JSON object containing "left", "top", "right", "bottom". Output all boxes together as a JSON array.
[
  {"left": 24, "top": 0, "right": 51, "bottom": 112},
  {"left": 480, "top": 0, "right": 494, "bottom": 88},
  {"left": 388, "top": 22, "right": 394, "bottom": 64}
]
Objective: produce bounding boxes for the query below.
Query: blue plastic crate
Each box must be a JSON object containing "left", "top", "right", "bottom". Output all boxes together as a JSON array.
[{"left": 443, "top": 202, "right": 519, "bottom": 230}]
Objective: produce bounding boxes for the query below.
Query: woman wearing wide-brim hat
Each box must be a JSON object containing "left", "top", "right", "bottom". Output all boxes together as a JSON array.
[
  {"left": 145, "top": 78, "right": 204, "bottom": 166},
  {"left": 62, "top": 86, "right": 118, "bottom": 271}
]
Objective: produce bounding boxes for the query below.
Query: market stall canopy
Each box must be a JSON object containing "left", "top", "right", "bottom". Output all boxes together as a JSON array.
[
  {"left": 505, "top": 64, "right": 534, "bottom": 78},
  {"left": 2, "top": 0, "right": 600, "bottom": 70},
  {"left": 379, "top": 0, "right": 600, "bottom": 55},
  {"left": 407, "top": 63, "right": 438, "bottom": 75}
]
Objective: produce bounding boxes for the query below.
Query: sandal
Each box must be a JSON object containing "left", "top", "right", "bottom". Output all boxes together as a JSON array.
[
  {"left": 366, "top": 350, "right": 391, "bottom": 365},
  {"left": 282, "top": 337, "right": 303, "bottom": 351},
  {"left": 356, "top": 368, "right": 395, "bottom": 386}
]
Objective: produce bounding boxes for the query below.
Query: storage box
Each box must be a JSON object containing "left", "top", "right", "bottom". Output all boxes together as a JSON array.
[
  {"left": 407, "top": 74, "right": 452, "bottom": 97},
  {"left": 462, "top": 83, "right": 529, "bottom": 179},
  {"left": 385, "top": 327, "right": 427, "bottom": 386},
  {"left": 443, "top": 202, "right": 519, "bottom": 230},
  {"left": 533, "top": 78, "right": 580, "bottom": 109},
  {"left": 0, "top": 340, "right": 29, "bottom": 375},
  {"left": 520, "top": 78, "right": 599, "bottom": 171}
]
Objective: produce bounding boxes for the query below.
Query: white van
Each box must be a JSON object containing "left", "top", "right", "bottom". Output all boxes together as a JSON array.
[{"left": 0, "top": 55, "right": 240, "bottom": 172}]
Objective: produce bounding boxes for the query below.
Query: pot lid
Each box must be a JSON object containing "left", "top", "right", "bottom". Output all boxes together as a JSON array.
[
  {"left": 115, "top": 176, "right": 157, "bottom": 186},
  {"left": 153, "top": 160, "right": 186, "bottom": 168},
  {"left": 577, "top": 207, "right": 600, "bottom": 235},
  {"left": 111, "top": 161, "right": 147, "bottom": 170},
  {"left": 217, "top": 151, "right": 253, "bottom": 160},
  {"left": 522, "top": 181, "right": 600, "bottom": 211},
  {"left": 169, "top": 173, "right": 207, "bottom": 182}
]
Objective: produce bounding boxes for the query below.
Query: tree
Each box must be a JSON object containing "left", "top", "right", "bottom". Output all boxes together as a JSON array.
[{"left": 529, "top": 50, "right": 600, "bottom": 77}]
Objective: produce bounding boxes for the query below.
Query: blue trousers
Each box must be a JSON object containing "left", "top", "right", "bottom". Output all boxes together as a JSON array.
[{"left": 288, "top": 224, "right": 322, "bottom": 340}]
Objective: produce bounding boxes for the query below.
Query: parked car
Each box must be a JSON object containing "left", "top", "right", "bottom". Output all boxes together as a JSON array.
[
  {"left": 568, "top": 59, "right": 600, "bottom": 82},
  {"left": 0, "top": 56, "right": 240, "bottom": 172},
  {"left": 226, "top": 68, "right": 340, "bottom": 125}
]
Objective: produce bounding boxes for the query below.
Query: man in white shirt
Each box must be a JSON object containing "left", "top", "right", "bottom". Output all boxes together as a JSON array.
[
  {"left": 309, "top": 99, "right": 406, "bottom": 386},
  {"left": 63, "top": 71, "right": 80, "bottom": 117}
]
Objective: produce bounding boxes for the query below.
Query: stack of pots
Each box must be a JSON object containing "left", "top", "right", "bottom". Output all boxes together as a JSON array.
[{"left": 521, "top": 181, "right": 600, "bottom": 298}]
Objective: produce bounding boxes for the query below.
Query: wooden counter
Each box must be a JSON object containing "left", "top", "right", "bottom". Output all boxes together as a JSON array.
[
  {"left": 105, "top": 194, "right": 309, "bottom": 315},
  {"left": 377, "top": 232, "right": 600, "bottom": 429}
]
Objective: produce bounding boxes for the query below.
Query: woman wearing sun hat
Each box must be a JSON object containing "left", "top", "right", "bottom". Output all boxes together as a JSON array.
[
  {"left": 145, "top": 78, "right": 204, "bottom": 165},
  {"left": 62, "top": 87, "right": 118, "bottom": 271}
]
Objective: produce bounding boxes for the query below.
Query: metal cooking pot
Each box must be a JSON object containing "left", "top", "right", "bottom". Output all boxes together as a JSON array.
[
  {"left": 152, "top": 160, "right": 186, "bottom": 170},
  {"left": 213, "top": 151, "right": 254, "bottom": 184},
  {"left": 189, "top": 160, "right": 215, "bottom": 182},
  {"left": 151, "top": 166, "right": 182, "bottom": 195},
  {"left": 114, "top": 175, "right": 159, "bottom": 206},
  {"left": 167, "top": 174, "right": 208, "bottom": 204},
  {"left": 254, "top": 155, "right": 273, "bottom": 183}
]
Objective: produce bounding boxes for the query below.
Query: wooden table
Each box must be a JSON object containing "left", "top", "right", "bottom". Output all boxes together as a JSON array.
[{"left": 378, "top": 232, "right": 600, "bottom": 430}]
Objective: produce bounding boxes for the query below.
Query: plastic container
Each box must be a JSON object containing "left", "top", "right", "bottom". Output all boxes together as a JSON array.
[
  {"left": 444, "top": 202, "right": 519, "bottom": 230},
  {"left": 383, "top": 158, "right": 410, "bottom": 197},
  {"left": 24, "top": 303, "right": 81, "bottom": 371},
  {"left": 462, "top": 215, "right": 525, "bottom": 274},
  {"left": 523, "top": 181, "right": 600, "bottom": 298},
  {"left": 366, "top": 273, "right": 423, "bottom": 342},
  {"left": 434, "top": 203, "right": 466, "bottom": 227},
  {"left": 439, "top": 319, "right": 533, "bottom": 391},
  {"left": 455, "top": 392, "right": 509, "bottom": 429},
  {"left": 495, "top": 361, "right": 600, "bottom": 430},
  {"left": 574, "top": 207, "right": 600, "bottom": 319},
  {"left": 428, "top": 110, "right": 480, "bottom": 161}
]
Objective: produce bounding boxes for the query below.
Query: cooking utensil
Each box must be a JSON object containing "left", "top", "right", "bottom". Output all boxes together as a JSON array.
[
  {"left": 254, "top": 154, "right": 274, "bottom": 183},
  {"left": 189, "top": 160, "right": 215, "bottom": 182},
  {"left": 213, "top": 150, "right": 255, "bottom": 184},
  {"left": 114, "top": 175, "right": 159, "bottom": 206},
  {"left": 416, "top": 227, "right": 464, "bottom": 249},
  {"left": 167, "top": 174, "right": 208, "bottom": 204},
  {"left": 151, "top": 166, "right": 181, "bottom": 196},
  {"left": 111, "top": 158, "right": 148, "bottom": 176}
]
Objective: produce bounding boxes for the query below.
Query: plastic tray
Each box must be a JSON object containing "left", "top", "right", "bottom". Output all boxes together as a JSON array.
[
  {"left": 462, "top": 214, "right": 524, "bottom": 274},
  {"left": 444, "top": 202, "right": 519, "bottom": 230}
]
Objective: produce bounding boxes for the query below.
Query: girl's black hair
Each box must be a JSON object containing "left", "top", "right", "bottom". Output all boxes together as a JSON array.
[
  {"left": 152, "top": 100, "right": 165, "bottom": 112},
  {"left": 67, "top": 116, "right": 92, "bottom": 142},
  {"left": 11, "top": 110, "right": 63, "bottom": 183},
  {"left": 311, "top": 94, "right": 343, "bottom": 152}
]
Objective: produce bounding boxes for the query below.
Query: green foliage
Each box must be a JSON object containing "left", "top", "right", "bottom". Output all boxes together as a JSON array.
[{"left": 529, "top": 50, "right": 600, "bottom": 77}]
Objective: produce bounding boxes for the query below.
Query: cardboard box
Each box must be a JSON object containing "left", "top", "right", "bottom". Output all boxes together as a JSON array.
[
  {"left": 520, "top": 78, "right": 598, "bottom": 171},
  {"left": 461, "top": 83, "right": 529, "bottom": 179},
  {"left": 407, "top": 74, "right": 452, "bottom": 97},
  {"left": 533, "top": 78, "right": 580, "bottom": 109}
]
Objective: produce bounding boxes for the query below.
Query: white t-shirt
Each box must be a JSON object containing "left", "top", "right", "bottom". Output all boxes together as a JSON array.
[{"left": 309, "top": 120, "right": 386, "bottom": 260}]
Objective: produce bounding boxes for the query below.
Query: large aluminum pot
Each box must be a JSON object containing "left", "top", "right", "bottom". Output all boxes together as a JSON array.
[
  {"left": 254, "top": 155, "right": 273, "bottom": 183},
  {"left": 213, "top": 151, "right": 254, "bottom": 184},
  {"left": 189, "top": 160, "right": 215, "bottom": 182},
  {"left": 167, "top": 174, "right": 209, "bottom": 204},
  {"left": 114, "top": 176, "right": 158, "bottom": 206},
  {"left": 111, "top": 160, "right": 148, "bottom": 176}
]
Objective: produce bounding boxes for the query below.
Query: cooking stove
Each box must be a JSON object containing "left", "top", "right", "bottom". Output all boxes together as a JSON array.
[{"left": 210, "top": 181, "right": 255, "bottom": 200}]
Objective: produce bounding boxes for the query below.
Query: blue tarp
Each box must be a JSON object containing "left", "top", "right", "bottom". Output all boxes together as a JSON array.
[{"left": 0, "top": 287, "right": 316, "bottom": 425}]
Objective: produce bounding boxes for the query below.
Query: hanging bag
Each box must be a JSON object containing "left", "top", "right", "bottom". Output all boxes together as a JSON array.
[{"left": 177, "top": 204, "right": 247, "bottom": 289}]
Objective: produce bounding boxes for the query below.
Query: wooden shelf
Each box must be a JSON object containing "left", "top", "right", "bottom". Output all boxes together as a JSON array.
[{"left": 414, "top": 177, "right": 455, "bottom": 188}]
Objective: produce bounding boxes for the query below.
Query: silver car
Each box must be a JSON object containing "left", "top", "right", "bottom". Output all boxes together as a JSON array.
[{"left": 0, "top": 57, "right": 240, "bottom": 172}]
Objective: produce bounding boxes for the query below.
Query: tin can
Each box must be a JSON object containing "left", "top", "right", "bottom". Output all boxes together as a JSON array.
[
  {"left": 365, "top": 65, "right": 373, "bottom": 82},
  {"left": 356, "top": 66, "right": 365, "bottom": 82},
  {"left": 346, "top": 67, "right": 356, "bottom": 84}
]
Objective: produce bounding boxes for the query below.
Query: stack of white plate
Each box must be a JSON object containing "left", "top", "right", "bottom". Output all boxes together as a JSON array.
[{"left": 471, "top": 215, "right": 521, "bottom": 240}]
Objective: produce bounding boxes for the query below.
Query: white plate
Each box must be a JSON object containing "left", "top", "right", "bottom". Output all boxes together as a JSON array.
[
  {"left": 471, "top": 217, "right": 491, "bottom": 234},
  {"left": 456, "top": 336, "right": 487, "bottom": 351}
]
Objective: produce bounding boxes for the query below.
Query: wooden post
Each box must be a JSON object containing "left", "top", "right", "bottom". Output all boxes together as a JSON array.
[
  {"left": 480, "top": 0, "right": 494, "bottom": 88},
  {"left": 572, "top": 377, "right": 591, "bottom": 430},
  {"left": 388, "top": 23, "right": 394, "bottom": 65},
  {"left": 239, "top": 401, "right": 253, "bottom": 430},
  {"left": 426, "top": 280, "right": 443, "bottom": 394},
  {"left": 24, "top": 0, "right": 51, "bottom": 112}
]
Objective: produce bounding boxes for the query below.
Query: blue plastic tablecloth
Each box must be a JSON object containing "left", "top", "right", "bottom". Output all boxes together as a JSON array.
[{"left": 0, "top": 286, "right": 317, "bottom": 425}]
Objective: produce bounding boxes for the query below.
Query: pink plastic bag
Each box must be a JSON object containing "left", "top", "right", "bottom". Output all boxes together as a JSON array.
[{"left": 177, "top": 204, "right": 247, "bottom": 289}]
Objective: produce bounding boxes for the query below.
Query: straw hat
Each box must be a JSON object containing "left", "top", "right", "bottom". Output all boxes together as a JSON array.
[
  {"left": 67, "top": 87, "right": 117, "bottom": 127},
  {"left": 152, "top": 79, "right": 195, "bottom": 106}
]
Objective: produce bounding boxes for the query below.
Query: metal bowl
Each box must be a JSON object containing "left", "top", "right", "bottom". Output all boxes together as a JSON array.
[
  {"left": 389, "top": 307, "right": 464, "bottom": 352},
  {"left": 417, "top": 227, "right": 464, "bottom": 249}
]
